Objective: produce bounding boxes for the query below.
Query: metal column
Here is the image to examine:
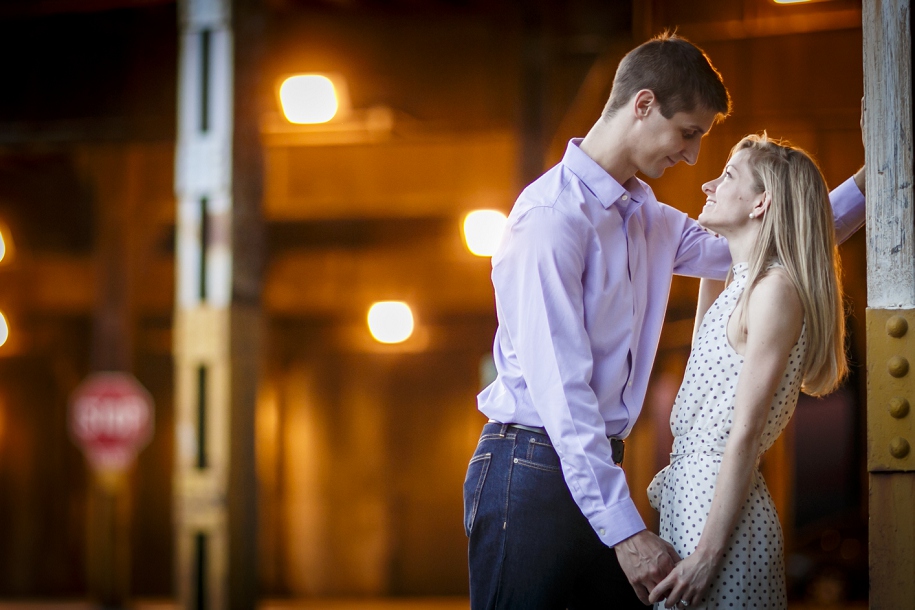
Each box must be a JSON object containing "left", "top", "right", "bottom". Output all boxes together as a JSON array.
[
  {"left": 863, "top": 0, "right": 915, "bottom": 605},
  {"left": 173, "top": 0, "right": 261, "bottom": 607}
]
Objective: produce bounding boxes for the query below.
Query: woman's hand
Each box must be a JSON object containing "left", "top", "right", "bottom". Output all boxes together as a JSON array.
[{"left": 647, "top": 547, "right": 720, "bottom": 608}]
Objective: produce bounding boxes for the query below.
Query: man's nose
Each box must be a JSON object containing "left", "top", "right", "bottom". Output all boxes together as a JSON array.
[{"left": 683, "top": 139, "right": 701, "bottom": 166}]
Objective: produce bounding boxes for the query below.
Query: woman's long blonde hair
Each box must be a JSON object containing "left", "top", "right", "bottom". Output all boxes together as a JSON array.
[{"left": 734, "top": 133, "right": 847, "bottom": 396}]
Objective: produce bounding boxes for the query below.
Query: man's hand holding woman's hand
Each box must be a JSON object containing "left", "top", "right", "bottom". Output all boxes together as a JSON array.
[
  {"left": 647, "top": 545, "right": 722, "bottom": 608},
  {"left": 614, "top": 530, "right": 681, "bottom": 605}
]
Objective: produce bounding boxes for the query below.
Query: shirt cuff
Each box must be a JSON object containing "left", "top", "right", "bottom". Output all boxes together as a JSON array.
[
  {"left": 832, "top": 175, "right": 866, "bottom": 244},
  {"left": 588, "top": 497, "right": 647, "bottom": 547}
]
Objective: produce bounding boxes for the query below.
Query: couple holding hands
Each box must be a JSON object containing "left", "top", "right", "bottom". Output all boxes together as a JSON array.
[{"left": 464, "top": 32, "right": 865, "bottom": 609}]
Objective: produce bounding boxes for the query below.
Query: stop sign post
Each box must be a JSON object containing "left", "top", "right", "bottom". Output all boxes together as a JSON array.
[{"left": 69, "top": 372, "right": 154, "bottom": 472}]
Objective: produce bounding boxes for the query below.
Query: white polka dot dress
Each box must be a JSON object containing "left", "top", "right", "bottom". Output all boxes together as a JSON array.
[{"left": 647, "top": 263, "right": 805, "bottom": 609}]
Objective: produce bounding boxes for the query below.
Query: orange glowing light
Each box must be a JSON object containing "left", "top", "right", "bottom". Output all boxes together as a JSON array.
[
  {"left": 0, "top": 312, "right": 9, "bottom": 348},
  {"left": 463, "top": 210, "right": 507, "bottom": 257},
  {"left": 367, "top": 301, "right": 414, "bottom": 344},
  {"left": 0, "top": 222, "right": 12, "bottom": 264},
  {"left": 279, "top": 75, "right": 340, "bottom": 124}
]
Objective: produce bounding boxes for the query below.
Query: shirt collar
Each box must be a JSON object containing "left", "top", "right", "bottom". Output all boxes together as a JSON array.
[{"left": 561, "top": 138, "right": 647, "bottom": 211}]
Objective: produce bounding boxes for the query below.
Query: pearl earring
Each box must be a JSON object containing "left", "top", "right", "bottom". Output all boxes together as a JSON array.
[{"left": 749, "top": 212, "right": 756, "bottom": 219}]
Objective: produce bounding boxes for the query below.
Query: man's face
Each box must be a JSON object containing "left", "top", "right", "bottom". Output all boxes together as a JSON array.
[{"left": 633, "top": 105, "right": 718, "bottom": 179}]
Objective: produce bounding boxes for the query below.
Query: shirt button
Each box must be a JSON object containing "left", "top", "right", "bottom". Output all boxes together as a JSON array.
[
  {"left": 621, "top": 194, "right": 629, "bottom": 201},
  {"left": 599, "top": 528, "right": 606, "bottom": 536},
  {"left": 513, "top": 458, "right": 518, "bottom": 464},
  {"left": 628, "top": 381, "right": 633, "bottom": 387}
]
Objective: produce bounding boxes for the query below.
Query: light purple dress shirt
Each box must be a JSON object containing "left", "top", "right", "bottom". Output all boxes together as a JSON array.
[{"left": 477, "top": 138, "right": 865, "bottom": 547}]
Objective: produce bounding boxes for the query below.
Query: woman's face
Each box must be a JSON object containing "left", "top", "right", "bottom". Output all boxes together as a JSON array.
[{"left": 697, "top": 148, "right": 764, "bottom": 235}]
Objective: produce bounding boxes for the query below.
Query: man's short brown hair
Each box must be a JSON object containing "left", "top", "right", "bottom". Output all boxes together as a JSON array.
[{"left": 603, "top": 31, "right": 731, "bottom": 121}]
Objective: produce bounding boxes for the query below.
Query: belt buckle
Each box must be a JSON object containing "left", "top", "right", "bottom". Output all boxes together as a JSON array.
[{"left": 610, "top": 438, "right": 625, "bottom": 465}]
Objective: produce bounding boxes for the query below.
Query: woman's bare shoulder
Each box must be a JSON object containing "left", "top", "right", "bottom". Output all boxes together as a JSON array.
[{"left": 747, "top": 267, "right": 803, "bottom": 335}]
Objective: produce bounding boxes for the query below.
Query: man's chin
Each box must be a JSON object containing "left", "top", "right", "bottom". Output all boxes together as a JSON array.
[{"left": 639, "top": 165, "right": 665, "bottom": 179}]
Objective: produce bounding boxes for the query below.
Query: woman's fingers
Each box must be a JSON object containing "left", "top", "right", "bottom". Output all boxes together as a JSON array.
[
  {"left": 664, "top": 581, "right": 690, "bottom": 609},
  {"left": 649, "top": 564, "right": 702, "bottom": 608},
  {"left": 648, "top": 574, "right": 674, "bottom": 604}
]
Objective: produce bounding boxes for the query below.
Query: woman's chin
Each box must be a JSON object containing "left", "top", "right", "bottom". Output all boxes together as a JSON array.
[{"left": 699, "top": 219, "right": 725, "bottom": 238}]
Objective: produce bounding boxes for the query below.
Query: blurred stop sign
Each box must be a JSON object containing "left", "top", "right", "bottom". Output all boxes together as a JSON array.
[{"left": 69, "top": 372, "right": 154, "bottom": 471}]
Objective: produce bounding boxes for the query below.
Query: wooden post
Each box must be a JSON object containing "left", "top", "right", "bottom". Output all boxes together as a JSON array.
[
  {"left": 173, "top": 0, "right": 262, "bottom": 608},
  {"left": 82, "top": 145, "right": 145, "bottom": 608},
  {"left": 862, "top": 1, "right": 915, "bottom": 606}
]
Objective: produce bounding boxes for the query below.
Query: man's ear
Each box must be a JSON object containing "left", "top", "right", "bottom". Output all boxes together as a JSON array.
[{"left": 633, "top": 89, "right": 657, "bottom": 119}]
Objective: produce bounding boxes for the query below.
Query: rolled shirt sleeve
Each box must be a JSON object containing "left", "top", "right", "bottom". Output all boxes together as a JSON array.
[
  {"left": 492, "top": 205, "right": 646, "bottom": 546},
  {"left": 830, "top": 175, "right": 866, "bottom": 244}
]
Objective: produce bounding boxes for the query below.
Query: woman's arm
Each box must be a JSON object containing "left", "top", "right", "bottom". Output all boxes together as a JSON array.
[
  {"left": 693, "top": 278, "right": 726, "bottom": 345},
  {"left": 649, "top": 270, "right": 804, "bottom": 608}
]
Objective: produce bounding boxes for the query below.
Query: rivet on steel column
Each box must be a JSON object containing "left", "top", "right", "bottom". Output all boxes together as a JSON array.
[
  {"left": 888, "top": 397, "right": 910, "bottom": 419},
  {"left": 889, "top": 437, "right": 911, "bottom": 459},
  {"left": 888, "top": 355, "right": 909, "bottom": 378},
  {"left": 886, "top": 315, "right": 909, "bottom": 338},
  {"left": 868, "top": 310, "right": 914, "bottom": 470}
]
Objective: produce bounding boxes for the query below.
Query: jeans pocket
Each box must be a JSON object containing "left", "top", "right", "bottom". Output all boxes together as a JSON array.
[{"left": 463, "top": 452, "right": 492, "bottom": 537}]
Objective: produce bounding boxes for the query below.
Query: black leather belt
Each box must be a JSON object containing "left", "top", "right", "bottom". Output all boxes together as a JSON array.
[{"left": 496, "top": 422, "right": 625, "bottom": 465}]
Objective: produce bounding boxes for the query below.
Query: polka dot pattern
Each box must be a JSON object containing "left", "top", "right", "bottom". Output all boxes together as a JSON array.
[{"left": 647, "top": 263, "right": 804, "bottom": 609}]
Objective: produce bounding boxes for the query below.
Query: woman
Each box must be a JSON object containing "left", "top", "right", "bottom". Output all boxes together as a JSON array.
[{"left": 647, "top": 134, "right": 847, "bottom": 609}]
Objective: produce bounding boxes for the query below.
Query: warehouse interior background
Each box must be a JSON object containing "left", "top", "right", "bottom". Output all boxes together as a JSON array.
[{"left": 0, "top": 0, "right": 868, "bottom": 605}]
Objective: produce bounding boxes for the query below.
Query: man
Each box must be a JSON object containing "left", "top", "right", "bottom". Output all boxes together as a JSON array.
[{"left": 464, "top": 32, "right": 865, "bottom": 608}]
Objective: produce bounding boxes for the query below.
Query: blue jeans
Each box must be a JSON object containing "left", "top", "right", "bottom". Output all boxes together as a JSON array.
[{"left": 464, "top": 422, "right": 647, "bottom": 609}]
